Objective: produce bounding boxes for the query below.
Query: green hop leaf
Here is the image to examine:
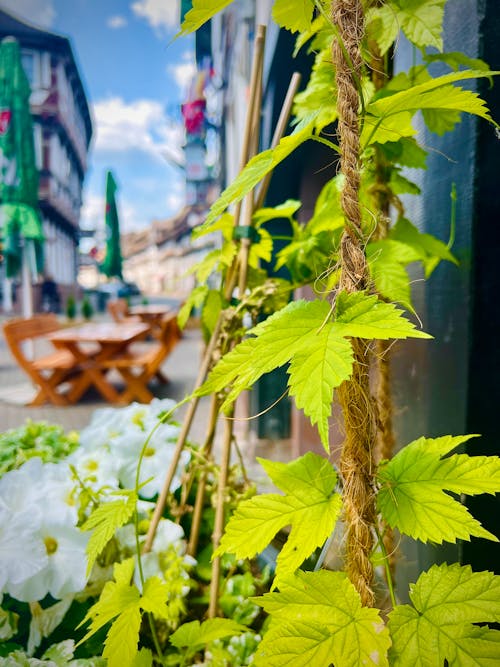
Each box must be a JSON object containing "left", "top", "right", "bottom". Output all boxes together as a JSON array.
[
  {"left": 377, "top": 434, "right": 500, "bottom": 543},
  {"left": 178, "top": 0, "right": 234, "bottom": 36},
  {"left": 170, "top": 618, "right": 247, "bottom": 651},
  {"left": 82, "top": 492, "right": 137, "bottom": 575},
  {"left": 215, "top": 452, "right": 342, "bottom": 586},
  {"left": 254, "top": 570, "right": 390, "bottom": 666},
  {"left": 389, "top": 563, "right": 500, "bottom": 666}
]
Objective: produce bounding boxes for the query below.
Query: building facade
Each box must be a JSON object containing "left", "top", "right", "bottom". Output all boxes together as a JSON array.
[
  {"left": 121, "top": 205, "right": 216, "bottom": 298},
  {"left": 0, "top": 8, "right": 92, "bottom": 311}
]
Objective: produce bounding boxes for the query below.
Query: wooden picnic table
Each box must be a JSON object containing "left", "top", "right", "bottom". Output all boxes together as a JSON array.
[
  {"left": 128, "top": 304, "right": 173, "bottom": 338},
  {"left": 48, "top": 322, "right": 150, "bottom": 404}
]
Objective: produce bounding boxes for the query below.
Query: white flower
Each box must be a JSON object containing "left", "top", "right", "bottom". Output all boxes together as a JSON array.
[
  {"left": 6, "top": 521, "right": 88, "bottom": 602},
  {"left": 112, "top": 432, "right": 190, "bottom": 498},
  {"left": 152, "top": 519, "right": 185, "bottom": 552},
  {"left": 68, "top": 447, "right": 120, "bottom": 491},
  {"left": 0, "top": 499, "right": 47, "bottom": 592},
  {"left": 0, "top": 458, "right": 77, "bottom": 525}
]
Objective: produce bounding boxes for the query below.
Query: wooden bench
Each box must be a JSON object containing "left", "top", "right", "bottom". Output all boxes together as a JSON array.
[
  {"left": 2, "top": 314, "right": 80, "bottom": 406},
  {"left": 102, "top": 312, "right": 181, "bottom": 403}
]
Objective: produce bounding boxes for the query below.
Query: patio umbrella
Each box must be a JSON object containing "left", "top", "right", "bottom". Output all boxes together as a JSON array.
[
  {"left": 0, "top": 36, "right": 44, "bottom": 315},
  {"left": 100, "top": 170, "right": 123, "bottom": 280}
]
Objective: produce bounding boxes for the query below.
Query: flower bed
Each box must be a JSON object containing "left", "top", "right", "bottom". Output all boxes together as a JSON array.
[{"left": 0, "top": 400, "right": 268, "bottom": 666}]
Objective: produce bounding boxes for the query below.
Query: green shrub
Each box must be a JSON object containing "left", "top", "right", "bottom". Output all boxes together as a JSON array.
[
  {"left": 66, "top": 294, "right": 76, "bottom": 320},
  {"left": 81, "top": 295, "right": 94, "bottom": 320}
]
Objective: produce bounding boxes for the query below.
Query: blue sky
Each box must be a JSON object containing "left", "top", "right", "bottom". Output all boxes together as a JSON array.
[{"left": 2, "top": 0, "right": 195, "bottom": 234}]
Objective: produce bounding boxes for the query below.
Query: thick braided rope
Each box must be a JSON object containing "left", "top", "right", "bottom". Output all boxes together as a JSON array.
[{"left": 332, "top": 0, "right": 377, "bottom": 607}]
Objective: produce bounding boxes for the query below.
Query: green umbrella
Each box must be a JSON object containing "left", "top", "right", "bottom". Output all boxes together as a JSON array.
[
  {"left": 0, "top": 36, "right": 44, "bottom": 281},
  {"left": 100, "top": 170, "right": 123, "bottom": 280}
]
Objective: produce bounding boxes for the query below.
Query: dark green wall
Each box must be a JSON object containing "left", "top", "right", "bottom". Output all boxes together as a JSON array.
[{"left": 391, "top": 0, "right": 500, "bottom": 592}]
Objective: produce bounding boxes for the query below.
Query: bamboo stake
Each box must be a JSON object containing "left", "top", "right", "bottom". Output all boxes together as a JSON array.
[
  {"left": 208, "top": 411, "right": 234, "bottom": 618},
  {"left": 231, "top": 25, "right": 267, "bottom": 243},
  {"left": 186, "top": 394, "right": 220, "bottom": 555},
  {"left": 208, "top": 28, "right": 267, "bottom": 615},
  {"left": 143, "top": 25, "right": 267, "bottom": 554},
  {"left": 237, "top": 46, "right": 264, "bottom": 296},
  {"left": 254, "top": 71, "right": 302, "bottom": 210},
  {"left": 143, "top": 322, "right": 222, "bottom": 553},
  {"left": 188, "top": 71, "right": 302, "bottom": 558}
]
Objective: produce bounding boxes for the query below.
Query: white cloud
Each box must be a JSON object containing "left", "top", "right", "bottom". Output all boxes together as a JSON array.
[
  {"left": 107, "top": 15, "right": 128, "bottom": 29},
  {"left": 166, "top": 191, "right": 184, "bottom": 213},
  {"left": 1, "top": 0, "right": 55, "bottom": 27},
  {"left": 168, "top": 51, "right": 197, "bottom": 97},
  {"left": 131, "top": 0, "right": 180, "bottom": 32},
  {"left": 80, "top": 192, "right": 149, "bottom": 233},
  {"left": 92, "top": 96, "right": 184, "bottom": 164},
  {"left": 80, "top": 193, "right": 104, "bottom": 232}
]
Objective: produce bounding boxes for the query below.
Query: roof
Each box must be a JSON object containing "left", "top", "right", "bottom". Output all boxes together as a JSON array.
[{"left": 0, "top": 7, "right": 93, "bottom": 147}]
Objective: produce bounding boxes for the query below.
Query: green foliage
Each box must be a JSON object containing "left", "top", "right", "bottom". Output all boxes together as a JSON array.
[
  {"left": 79, "top": 559, "right": 172, "bottom": 667},
  {"left": 377, "top": 434, "right": 500, "bottom": 543},
  {"left": 389, "top": 563, "right": 500, "bottom": 666},
  {"left": 169, "top": 618, "right": 247, "bottom": 653},
  {"left": 81, "top": 491, "right": 138, "bottom": 575},
  {"left": 334, "top": 290, "right": 431, "bottom": 339},
  {"left": 177, "top": 285, "right": 209, "bottom": 329},
  {"left": 199, "top": 294, "right": 428, "bottom": 449},
  {"left": 390, "top": 217, "right": 457, "bottom": 277},
  {"left": 272, "top": 0, "right": 314, "bottom": 34},
  {"left": 367, "top": 239, "right": 420, "bottom": 311},
  {"left": 4, "top": 2, "right": 497, "bottom": 665},
  {"left": 215, "top": 453, "right": 342, "bottom": 585},
  {"left": 200, "top": 115, "right": 317, "bottom": 231},
  {"left": 252, "top": 199, "right": 301, "bottom": 226},
  {"left": 424, "top": 51, "right": 490, "bottom": 72},
  {"left": 362, "top": 70, "right": 498, "bottom": 147},
  {"left": 178, "top": 0, "right": 234, "bottom": 35},
  {"left": 219, "top": 572, "right": 262, "bottom": 625},
  {"left": 81, "top": 295, "right": 94, "bottom": 320},
  {"left": 274, "top": 177, "right": 344, "bottom": 284},
  {"left": 0, "top": 640, "right": 105, "bottom": 666},
  {"left": 367, "top": 220, "right": 457, "bottom": 309},
  {"left": 253, "top": 570, "right": 391, "bottom": 666},
  {"left": 0, "top": 420, "right": 79, "bottom": 476},
  {"left": 293, "top": 46, "right": 338, "bottom": 131},
  {"left": 396, "top": 0, "right": 447, "bottom": 50},
  {"left": 65, "top": 294, "right": 76, "bottom": 320},
  {"left": 201, "top": 289, "right": 223, "bottom": 338}
]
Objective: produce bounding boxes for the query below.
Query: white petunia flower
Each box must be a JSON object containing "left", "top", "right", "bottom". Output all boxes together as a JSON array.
[
  {"left": 0, "top": 458, "right": 77, "bottom": 525},
  {"left": 152, "top": 519, "right": 185, "bottom": 552},
  {"left": 112, "top": 432, "right": 190, "bottom": 498},
  {"left": 6, "top": 521, "right": 88, "bottom": 602},
  {"left": 68, "top": 446, "right": 120, "bottom": 491},
  {"left": 0, "top": 499, "right": 47, "bottom": 592}
]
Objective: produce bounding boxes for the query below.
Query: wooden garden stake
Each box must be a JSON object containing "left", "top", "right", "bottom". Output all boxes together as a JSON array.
[
  {"left": 331, "top": 0, "right": 377, "bottom": 606},
  {"left": 187, "top": 394, "right": 220, "bottom": 556},
  {"left": 187, "top": 71, "right": 302, "bottom": 560},
  {"left": 143, "top": 25, "right": 267, "bottom": 555},
  {"left": 254, "top": 72, "right": 302, "bottom": 210},
  {"left": 208, "top": 411, "right": 234, "bottom": 617}
]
